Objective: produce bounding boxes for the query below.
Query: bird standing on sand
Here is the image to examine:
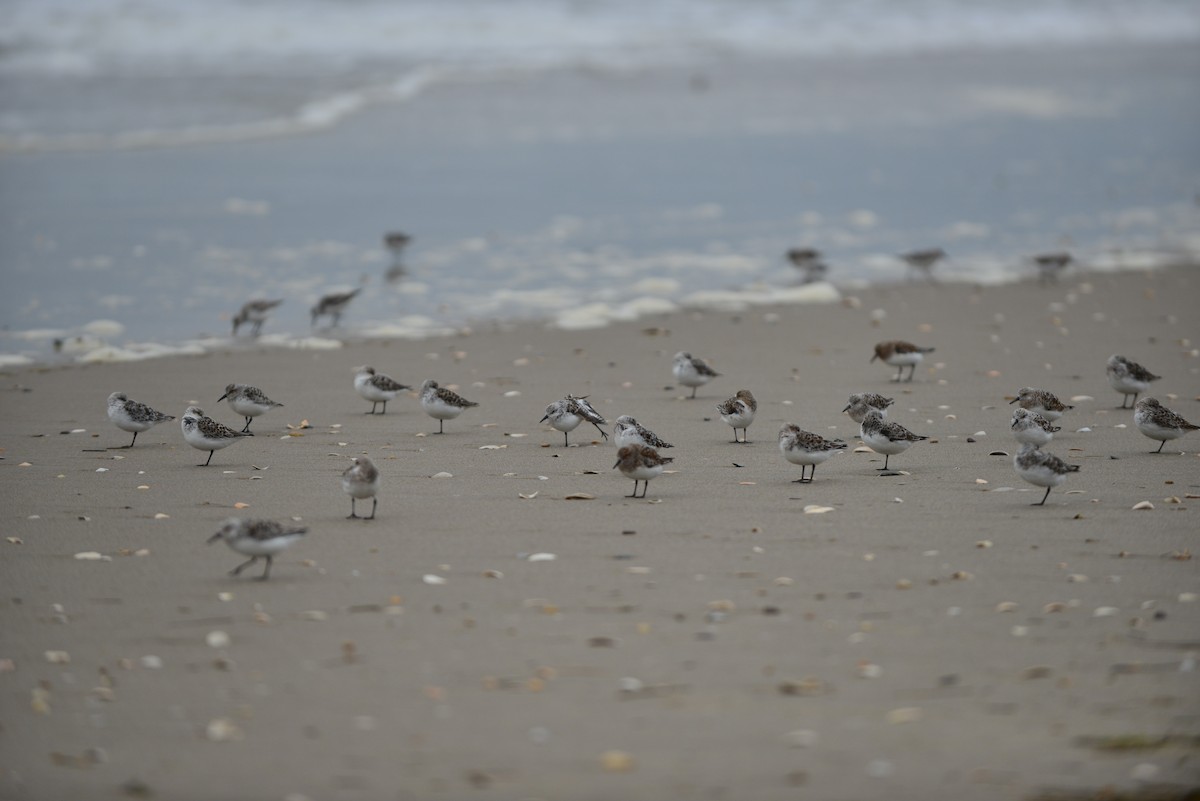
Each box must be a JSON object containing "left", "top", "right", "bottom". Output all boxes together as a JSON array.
[
  {"left": 1031, "top": 252, "right": 1072, "bottom": 285},
  {"left": 1133, "top": 398, "right": 1199, "bottom": 454},
  {"left": 1010, "top": 407, "right": 1060, "bottom": 447},
  {"left": 540, "top": 394, "right": 609, "bottom": 446},
  {"left": 384, "top": 231, "right": 411, "bottom": 282},
  {"left": 858, "top": 409, "right": 927, "bottom": 473},
  {"left": 778, "top": 423, "right": 846, "bottom": 483},
  {"left": 107, "top": 392, "right": 175, "bottom": 448},
  {"left": 900, "top": 248, "right": 945, "bottom": 281},
  {"left": 673, "top": 351, "right": 720, "bottom": 398},
  {"left": 217, "top": 383, "right": 283, "bottom": 432},
  {"left": 180, "top": 406, "right": 252, "bottom": 466},
  {"left": 419, "top": 379, "right": 479, "bottom": 433},
  {"left": 613, "top": 445, "right": 673, "bottom": 498},
  {"left": 716, "top": 389, "right": 757, "bottom": 443},
  {"left": 1009, "top": 387, "right": 1073, "bottom": 422},
  {"left": 207, "top": 518, "right": 307, "bottom": 581},
  {"left": 232, "top": 299, "right": 283, "bottom": 337},
  {"left": 785, "top": 248, "right": 828, "bottom": 284},
  {"left": 311, "top": 289, "right": 361, "bottom": 328},
  {"left": 613, "top": 415, "right": 674, "bottom": 450},
  {"left": 1013, "top": 443, "right": 1080, "bottom": 506},
  {"left": 842, "top": 392, "right": 894, "bottom": 423},
  {"left": 342, "top": 456, "right": 381, "bottom": 519},
  {"left": 354, "top": 366, "right": 411, "bottom": 415},
  {"left": 871, "top": 341, "right": 935, "bottom": 383},
  {"left": 1106, "top": 354, "right": 1161, "bottom": 409}
]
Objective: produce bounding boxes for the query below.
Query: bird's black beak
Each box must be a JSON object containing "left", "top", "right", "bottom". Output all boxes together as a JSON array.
[
  {"left": 1007, "top": 397, "right": 1018, "bottom": 404},
  {"left": 539, "top": 415, "right": 549, "bottom": 423},
  {"left": 612, "top": 458, "right": 621, "bottom": 469},
  {"left": 207, "top": 533, "right": 221, "bottom": 545},
  {"left": 841, "top": 404, "right": 851, "bottom": 413},
  {"left": 869, "top": 354, "right": 878, "bottom": 363},
  {"left": 217, "top": 393, "right": 228, "bottom": 402}
]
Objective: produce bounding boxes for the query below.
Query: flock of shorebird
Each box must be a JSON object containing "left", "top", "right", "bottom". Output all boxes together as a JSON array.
[
  {"left": 104, "top": 335, "right": 1195, "bottom": 579},
  {"left": 787, "top": 247, "right": 1074, "bottom": 286}
]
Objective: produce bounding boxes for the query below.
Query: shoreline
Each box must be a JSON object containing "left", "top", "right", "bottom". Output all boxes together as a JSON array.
[{"left": 2, "top": 266, "right": 1197, "bottom": 800}]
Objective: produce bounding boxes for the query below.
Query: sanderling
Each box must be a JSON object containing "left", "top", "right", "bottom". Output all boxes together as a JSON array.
[
  {"left": 842, "top": 392, "right": 894, "bottom": 424},
  {"left": 207, "top": 518, "right": 307, "bottom": 580},
  {"left": 1134, "top": 398, "right": 1199, "bottom": 454},
  {"left": 1031, "top": 252, "right": 1072, "bottom": 285},
  {"left": 859, "top": 409, "right": 927, "bottom": 472},
  {"left": 540, "top": 394, "right": 609, "bottom": 446},
  {"left": 1013, "top": 443, "right": 1080, "bottom": 506},
  {"left": 232, "top": 299, "right": 283, "bottom": 337},
  {"left": 778, "top": 423, "right": 846, "bottom": 483},
  {"left": 899, "top": 248, "right": 945, "bottom": 281},
  {"left": 354, "top": 366, "right": 411, "bottom": 415},
  {"left": 613, "top": 415, "right": 674, "bottom": 450},
  {"left": 786, "top": 248, "right": 828, "bottom": 284},
  {"left": 1010, "top": 407, "right": 1060, "bottom": 447},
  {"left": 217, "top": 383, "right": 283, "bottom": 432},
  {"left": 1008, "top": 387, "right": 1073, "bottom": 421},
  {"left": 310, "top": 288, "right": 361, "bottom": 328},
  {"left": 342, "top": 455, "right": 381, "bottom": 519},
  {"left": 716, "top": 389, "right": 757, "bottom": 443},
  {"left": 419, "top": 379, "right": 479, "bottom": 433},
  {"left": 672, "top": 351, "right": 720, "bottom": 399},
  {"left": 181, "top": 406, "right": 252, "bottom": 466},
  {"left": 107, "top": 392, "right": 175, "bottom": 448},
  {"left": 613, "top": 444, "right": 673, "bottom": 498},
  {"left": 1107, "top": 354, "right": 1161, "bottom": 409},
  {"left": 871, "top": 341, "right": 935, "bottom": 383},
  {"left": 384, "top": 231, "right": 411, "bottom": 282}
]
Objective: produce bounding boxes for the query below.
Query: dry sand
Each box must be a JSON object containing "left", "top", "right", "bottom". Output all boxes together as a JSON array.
[{"left": 1, "top": 267, "right": 1198, "bottom": 800}]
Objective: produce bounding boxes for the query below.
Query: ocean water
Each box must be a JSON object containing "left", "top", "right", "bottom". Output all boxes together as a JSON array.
[{"left": 1, "top": 0, "right": 1199, "bottom": 364}]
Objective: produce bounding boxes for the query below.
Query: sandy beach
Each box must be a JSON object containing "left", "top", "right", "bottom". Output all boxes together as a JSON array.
[{"left": 1, "top": 265, "right": 1198, "bottom": 800}]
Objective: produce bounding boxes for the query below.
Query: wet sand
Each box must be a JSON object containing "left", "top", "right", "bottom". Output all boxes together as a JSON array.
[{"left": 1, "top": 266, "right": 1198, "bottom": 800}]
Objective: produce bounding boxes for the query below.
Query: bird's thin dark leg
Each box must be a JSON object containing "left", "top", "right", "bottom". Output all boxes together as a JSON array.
[
  {"left": 257, "top": 556, "right": 272, "bottom": 581},
  {"left": 348, "top": 497, "right": 358, "bottom": 519},
  {"left": 202, "top": 450, "right": 214, "bottom": 467},
  {"left": 1034, "top": 486, "right": 1052, "bottom": 506},
  {"left": 894, "top": 366, "right": 902, "bottom": 382},
  {"left": 381, "top": 401, "right": 388, "bottom": 414},
  {"left": 366, "top": 498, "right": 376, "bottom": 520},
  {"left": 563, "top": 431, "right": 570, "bottom": 447},
  {"left": 127, "top": 431, "right": 138, "bottom": 448},
  {"left": 438, "top": 420, "right": 445, "bottom": 434},
  {"left": 230, "top": 556, "right": 257, "bottom": 576},
  {"left": 627, "top": 481, "right": 638, "bottom": 498},
  {"left": 241, "top": 417, "right": 252, "bottom": 433},
  {"left": 808, "top": 465, "right": 816, "bottom": 482},
  {"left": 1154, "top": 440, "right": 1166, "bottom": 454},
  {"left": 690, "top": 386, "right": 697, "bottom": 399},
  {"left": 882, "top": 454, "right": 890, "bottom": 471}
]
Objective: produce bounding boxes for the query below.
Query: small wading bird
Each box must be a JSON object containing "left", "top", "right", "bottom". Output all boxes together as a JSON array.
[
  {"left": 180, "top": 406, "right": 252, "bottom": 466},
  {"left": 858, "top": 409, "right": 927, "bottom": 473},
  {"left": 311, "top": 288, "right": 361, "bottom": 328},
  {"left": 1008, "top": 387, "right": 1073, "bottom": 422},
  {"left": 354, "top": 366, "right": 411, "bottom": 415},
  {"left": 785, "top": 247, "right": 828, "bottom": 284},
  {"left": 342, "top": 455, "right": 381, "bottom": 519},
  {"left": 217, "top": 383, "right": 283, "bottom": 432},
  {"left": 778, "top": 423, "right": 846, "bottom": 483},
  {"left": 672, "top": 351, "right": 720, "bottom": 399},
  {"left": 1010, "top": 407, "right": 1060, "bottom": 447},
  {"left": 1031, "top": 251, "right": 1072, "bottom": 285},
  {"left": 106, "top": 392, "right": 174, "bottom": 448},
  {"left": 208, "top": 518, "right": 308, "bottom": 581},
  {"left": 613, "top": 444, "right": 673, "bottom": 498},
  {"left": 232, "top": 299, "right": 283, "bottom": 337},
  {"left": 871, "top": 341, "right": 935, "bottom": 383},
  {"left": 540, "top": 394, "right": 609, "bottom": 446},
  {"left": 613, "top": 415, "right": 674, "bottom": 450},
  {"left": 1133, "top": 398, "right": 1198, "bottom": 454},
  {"left": 842, "top": 392, "right": 894, "bottom": 424},
  {"left": 1106, "top": 354, "right": 1161, "bottom": 409},
  {"left": 899, "top": 248, "right": 945, "bottom": 281},
  {"left": 1013, "top": 443, "right": 1080, "bottom": 506},
  {"left": 419, "top": 379, "right": 479, "bottom": 434},
  {"left": 716, "top": 389, "right": 757, "bottom": 443}
]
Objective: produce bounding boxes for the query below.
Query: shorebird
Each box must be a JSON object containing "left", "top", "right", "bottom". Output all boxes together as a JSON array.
[
  {"left": 859, "top": 409, "right": 927, "bottom": 473},
  {"left": 778, "top": 423, "right": 846, "bottom": 483},
  {"left": 419, "top": 379, "right": 479, "bottom": 433},
  {"left": 672, "top": 351, "right": 720, "bottom": 398},
  {"left": 785, "top": 247, "right": 828, "bottom": 284},
  {"left": 342, "top": 456, "right": 381, "bottom": 519},
  {"left": 1013, "top": 443, "right": 1080, "bottom": 506},
  {"left": 217, "top": 383, "right": 283, "bottom": 432},
  {"left": 899, "top": 248, "right": 946, "bottom": 281},
  {"left": 180, "top": 406, "right": 252, "bottom": 466},
  {"left": 540, "top": 394, "right": 609, "bottom": 446},
  {"left": 354, "top": 366, "right": 411, "bottom": 414},
  {"left": 1010, "top": 407, "right": 1060, "bottom": 447},
  {"left": 1106, "top": 354, "right": 1161, "bottom": 409},
  {"left": 613, "top": 415, "right": 674, "bottom": 450},
  {"left": 613, "top": 445, "right": 673, "bottom": 498},
  {"left": 1009, "top": 387, "right": 1073, "bottom": 422},
  {"left": 1031, "top": 252, "right": 1072, "bottom": 285},
  {"left": 207, "top": 518, "right": 307, "bottom": 581},
  {"left": 1133, "top": 398, "right": 1199, "bottom": 454},
  {"left": 871, "top": 341, "right": 935, "bottom": 383},
  {"left": 384, "top": 231, "right": 411, "bottom": 282},
  {"left": 232, "top": 299, "right": 283, "bottom": 336},
  {"left": 841, "top": 392, "right": 894, "bottom": 423},
  {"left": 311, "top": 288, "right": 361, "bottom": 328},
  {"left": 716, "top": 389, "right": 757, "bottom": 443},
  {"left": 106, "top": 392, "right": 174, "bottom": 448}
]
